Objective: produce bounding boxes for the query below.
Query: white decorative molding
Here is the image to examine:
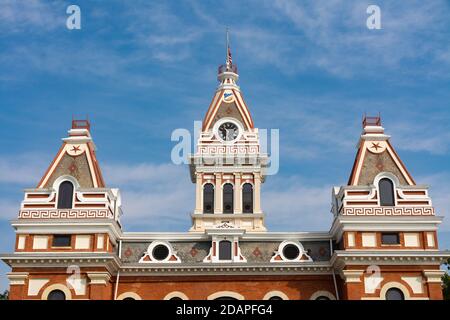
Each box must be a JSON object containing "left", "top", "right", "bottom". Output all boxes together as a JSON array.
[
  {"left": 164, "top": 291, "right": 189, "bottom": 300},
  {"left": 7, "top": 272, "right": 28, "bottom": 285},
  {"left": 32, "top": 235, "right": 48, "bottom": 249},
  {"left": 207, "top": 291, "right": 244, "bottom": 300},
  {"left": 342, "top": 206, "right": 434, "bottom": 216},
  {"left": 41, "top": 283, "right": 73, "bottom": 300},
  {"left": 422, "top": 270, "right": 445, "bottom": 283},
  {"left": 340, "top": 270, "right": 364, "bottom": 283},
  {"left": 263, "top": 290, "right": 289, "bottom": 300},
  {"left": 67, "top": 276, "right": 87, "bottom": 295},
  {"left": 28, "top": 279, "right": 50, "bottom": 296},
  {"left": 426, "top": 232, "right": 435, "bottom": 247},
  {"left": 378, "top": 281, "right": 410, "bottom": 300},
  {"left": 139, "top": 241, "right": 181, "bottom": 264},
  {"left": 87, "top": 272, "right": 111, "bottom": 285},
  {"left": 75, "top": 235, "right": 91, "bottom": 249},
  {"left": 401, "top": 276, "right": 423, "bottom": 294},
  {"left": 309, "top": 290, "right": 336, "bottom": 300},
  {"left": 19, "top": 209, "right": 114, "bottom": 219},
  {"left": 270, "top": 240, "right": 312, "bottom": 263},
  {"left": 361, "top": 233, "right": 377, "bottom": 247},
  {"left": 404, "top": 233, "right": 420, "bottom": 247},
  {"left": 117, "top": 292, "right": 142, "bottom": 300}
]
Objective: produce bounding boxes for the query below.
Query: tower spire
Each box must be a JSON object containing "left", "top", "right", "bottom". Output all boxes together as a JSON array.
[
  {"left": 226, "top": 27, "right": 232, "bottom": 69},
  {"left": 217, "top": 28, "right": 238, "bottom": 88}
]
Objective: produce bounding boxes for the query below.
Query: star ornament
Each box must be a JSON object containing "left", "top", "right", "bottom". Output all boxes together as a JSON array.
[
  {"left": 70, "top": 145, "right": 81, "bottom": 154},
  {"left": 370, "top": 142, "right": 382, "bottom": 151}
]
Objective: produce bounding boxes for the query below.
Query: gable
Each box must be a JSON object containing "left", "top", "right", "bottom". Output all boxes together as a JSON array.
[{"left": 43, "top": 151, "right": 94, "bottom": 188}]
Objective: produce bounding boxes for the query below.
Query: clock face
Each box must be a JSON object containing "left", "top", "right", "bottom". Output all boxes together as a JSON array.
[{"left": 218, "top": 122, "right": 239, "bottom": 141}]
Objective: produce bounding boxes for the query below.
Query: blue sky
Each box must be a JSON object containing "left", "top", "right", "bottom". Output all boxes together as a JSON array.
[{"left": 1, "top": 0, "right": 450, "bottom": 291}]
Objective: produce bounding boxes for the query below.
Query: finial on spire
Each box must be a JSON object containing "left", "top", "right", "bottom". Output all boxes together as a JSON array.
[
  {"left": 217, "top": 28, "right": 238, "bottom": 86},
  {"left": 226, "top": 27, "right": 232, "bottom": 69}
]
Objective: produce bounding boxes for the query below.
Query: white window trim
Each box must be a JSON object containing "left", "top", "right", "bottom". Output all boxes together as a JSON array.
[
  {"left": 53, "top": 176, "right": 78, "bottom": 209},
  {"left": 164, "top": 291, "right": 189, "bottom": 300},
  {"left": 207, "top": 291, "right": 244, "bottom": 300},
  {"left": 139, "top": 241, "right": 180, "bottom": 263},
  {"left": 263, "top": 290, "right": 289, "bottom": 300},
  {"left": 374, "top": 173, "right": 398, "bottom": 206},
  {"left": 117, "top": 292, "right": 142, "bottom": 300},
  {"left": 41, "top": 283, "right": 73, "bottom": 300},
  {"left": 309, "top": 290, "right": 336, "bottom": 300},
  {"left": 270, "top": 240, "right": 312, "bottom": 262}
]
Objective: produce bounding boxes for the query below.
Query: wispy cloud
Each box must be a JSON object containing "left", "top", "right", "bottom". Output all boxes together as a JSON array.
[
  {"left": 106, "top": 162, "right": 335, "bottom": 232},
  {"left": 0, "top": 0, "right": 63, "bottom": 33},
  {"left": 0, "top": 154, "right": 46, "bottom": 184},
  {"left": 418, "top": 172, "right": 450, "bottom": 230},
  {"left": 103, "top": 162, "right": 194, "bottom": 230}
]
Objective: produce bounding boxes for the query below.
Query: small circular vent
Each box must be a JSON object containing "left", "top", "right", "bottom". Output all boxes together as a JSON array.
[
  {"left": 282, "top": 244, "right": 300, "bottom": 260},
  {"left": 152, "top": 244, "right": 170, "bottom": 261}
]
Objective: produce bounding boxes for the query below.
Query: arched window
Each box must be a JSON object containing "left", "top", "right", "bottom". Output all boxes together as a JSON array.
[
  {"left": 242, "top": 183, "right": 253, "bottom": 213},
  {"left": 315, "top": 296, "right": 331, "bottom": 300},
  {"left": 47, "top": 289, "right": 66, "bottom": 300},
  {"left": 218, "top": 240, "right": 232, "bottom": 260},
  {"left": 223, "top": 184, "right": 234, "bottom": 213},
  {"left": 57, "top": 181, "right": 74, "bottom": 209},
  {"left": 379, "top": 178, "right": 395, "bottom": 206},
  {"left": 268, "top": 296, "right": 283, "bottom": 300},
  {"left": 203, "top": 183, "right": 214, "bottom": 214},
  {"left": 385, "top": 288, "right": 405, "bottom": 300}
]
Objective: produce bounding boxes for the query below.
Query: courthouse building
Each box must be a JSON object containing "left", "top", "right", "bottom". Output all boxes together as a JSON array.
[{"left": 1, "top": 48, "right": 449, "bottom": 300}]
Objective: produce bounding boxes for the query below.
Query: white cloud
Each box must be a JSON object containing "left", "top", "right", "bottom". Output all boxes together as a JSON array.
[
  {"left": 263, "top": 176, "right": 334, "bottom": 231},
  {"left": 231, "top": 0, "right": 450, "bottom": 77},
  {"left": 0, "top": 154, "right": 46, "bottom": 184},
  {"left": 104, "top": 162, "right": 335, "bottom": 232},
  {"left": 0, "top": 0, "right": 63, "bottom": 33},
  {"left": 418, "top": 173, "right": 450, "bottom": 231},
  {"left": 102, "top": 162, "right": 194, "bottom": 231}
]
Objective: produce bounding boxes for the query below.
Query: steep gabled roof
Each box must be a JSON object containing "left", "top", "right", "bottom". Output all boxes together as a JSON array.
[
  {"left": 347, "top": 116, "right": 415, "bottom": 186},
  {"left": 37, "top": 119, "right": 106, "bottom": 189}
]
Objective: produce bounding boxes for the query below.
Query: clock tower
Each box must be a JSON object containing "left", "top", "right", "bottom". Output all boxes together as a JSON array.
[{"left": 189, "top": 40, "right": 268, "bottom": 232}]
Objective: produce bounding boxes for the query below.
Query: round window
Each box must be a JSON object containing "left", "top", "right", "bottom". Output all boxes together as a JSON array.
[
  {"left": 282, "top": 244, "right": 300, "bottom": 260},
  {"left": 152, "top": 244, "right": 170, "bottom": 261}
]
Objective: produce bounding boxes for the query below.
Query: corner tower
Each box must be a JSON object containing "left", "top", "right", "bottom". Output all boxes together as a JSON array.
[
  {"left": 189, "top": 38, "right": 268, "bottom": 232},
  {"left": 330, "top": 115, "right": 446, "bottom": 300}
]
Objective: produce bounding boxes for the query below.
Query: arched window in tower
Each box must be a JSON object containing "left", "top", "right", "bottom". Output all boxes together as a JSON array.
[
  {"left": 242, "top": 183, "right": 253, "bottom": 213},
  {"left": 379, "top": 178, "right": 395, "bottom": 206},
  {"left": 223, "top": 183, "right": 234, "bottom": 213},
  {"left": 203, "top": 183, "right": 214, "bottom": 214},
  {"left": 57, "top": 181, "right": 74, "bottom": 209},
  {"left": 218, "top": 240, "right": 232, "bottom": 260}
]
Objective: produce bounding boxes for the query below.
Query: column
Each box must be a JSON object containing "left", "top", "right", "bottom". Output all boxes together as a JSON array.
[
  {"left": 423, "top": 270, "right": 445, "bottom": 300},
  {"left": 195, "top": 172, "right": 202, "bottom": 214},
  {"left": 253, "top": 172, "right": 262, "bottom": 213},
  {"left": 214, "top": 173, "right": 222, "bottom": 213},
  {"left": 234, "top": 173, "right": 242, "bottom": 213},
  {"left": 7, "top": 272, "right": 28, "bottom": 300},
  {"left": 340, "top": 269, "right": 364, "bottom": 300},
  {"left": 87, "top": 272, "right": 112, "bottom": 300}
]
